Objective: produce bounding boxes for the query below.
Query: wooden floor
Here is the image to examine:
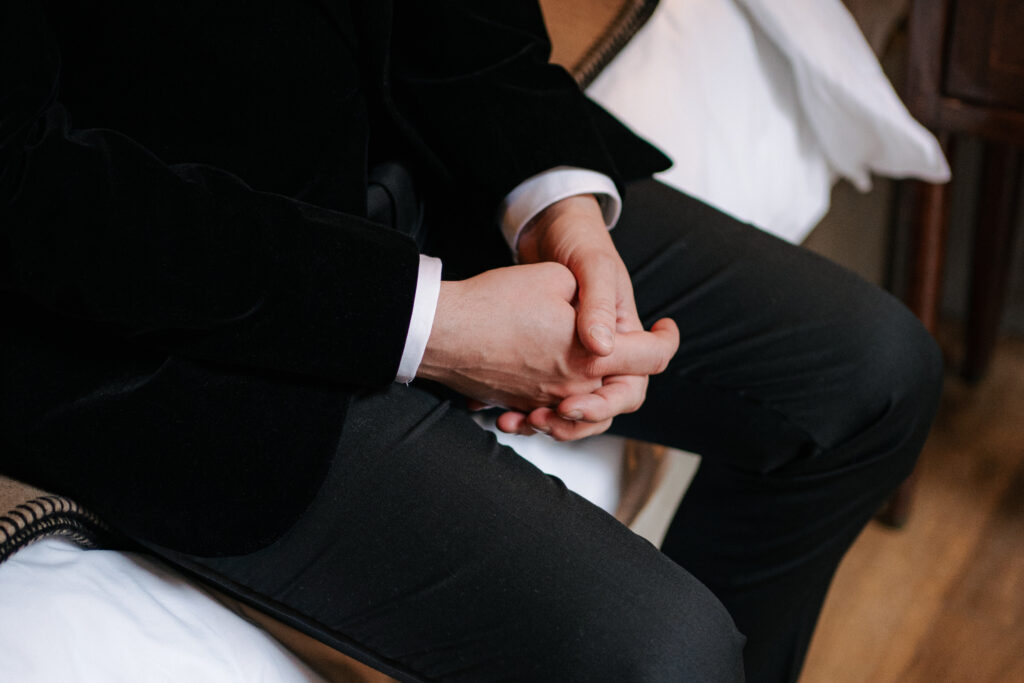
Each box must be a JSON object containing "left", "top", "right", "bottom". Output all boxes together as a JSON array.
[{"left": 800, "top": 328, "right": 1024, "bottom": 683}]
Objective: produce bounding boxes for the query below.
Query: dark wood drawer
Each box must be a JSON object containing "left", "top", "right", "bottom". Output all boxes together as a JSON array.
[{"left": 945, "top": 0, "right": 1024, "bottom": 111}]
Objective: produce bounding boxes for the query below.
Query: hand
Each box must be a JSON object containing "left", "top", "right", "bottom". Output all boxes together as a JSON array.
[
  {"left": 517, "top": 194, "right": 638, "bottom": 356},
  {"left": 417, "top": 263, "right": 678, "bottom": 415},
  {"left": 501, "top": 194, "right": 679, "bottom": 440}
]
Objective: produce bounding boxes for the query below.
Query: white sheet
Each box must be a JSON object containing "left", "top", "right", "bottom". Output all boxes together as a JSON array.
[
  {"left": 478, "top": 416, "right": 625, "bottom": 514},
  {"left": 0, "top": 539, "right": 324, "bottom": 682}
]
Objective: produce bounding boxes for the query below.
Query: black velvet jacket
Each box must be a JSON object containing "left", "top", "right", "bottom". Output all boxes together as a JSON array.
[{"left": 0, "top": 0, "right": 670, "bottom": 555}]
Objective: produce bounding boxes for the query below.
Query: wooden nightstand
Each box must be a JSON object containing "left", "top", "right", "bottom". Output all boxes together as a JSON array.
[
  {"left": 880, "top": 0, "right": 1023, "bottom": 527},
  {"left": 904, "top": 0, "right": 1023, "bottom": 379}
]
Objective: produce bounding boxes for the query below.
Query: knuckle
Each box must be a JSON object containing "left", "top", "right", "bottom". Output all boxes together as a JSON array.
[
  {"left": 654, "top": 355, "right": 671, "bottom": 374},
  {"left": 539, "top": 261, "right": 572, "bottom": 285},
  {"left": 552, "top": 264, "right": 576, "bottom": 288}
]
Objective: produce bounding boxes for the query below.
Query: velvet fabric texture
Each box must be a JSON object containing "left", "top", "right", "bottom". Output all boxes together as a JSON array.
[{"left": 0, "top": 0, "right": 672, "bottom": 555}]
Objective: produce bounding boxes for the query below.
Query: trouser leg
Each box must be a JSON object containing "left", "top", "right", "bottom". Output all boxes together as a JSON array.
[
  {"left": 606, "top": 179, "right": 944, "bottom": 682},
  {"left": 156, "top": 382, "right": 746, "bottom": 683},
  {"left": 150, "top": 177, "right": 939, "bottom": 682}
]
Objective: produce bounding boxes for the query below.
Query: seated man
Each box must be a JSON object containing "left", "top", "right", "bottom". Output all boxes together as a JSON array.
[{"left": 0, "top": 1, "right": 941, "bottom": 681}]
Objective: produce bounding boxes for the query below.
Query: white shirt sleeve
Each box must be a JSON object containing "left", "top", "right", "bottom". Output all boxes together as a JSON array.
[
  {"left": 394, "top": 167, "right": 620, "bottom": 382},
  {"left": 395, "top": 254, "right": 442, "bottom": 384},
  {"left": 498, "top": 166, "right": 621, "bottom": 255}
]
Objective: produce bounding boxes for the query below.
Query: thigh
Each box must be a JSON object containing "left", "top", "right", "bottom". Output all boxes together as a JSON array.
[
  {"left": 152, "top": 383, "right": 744, "bottom": 683},
  {"left": 609, "top": 178, "right": 938, "bottom": 474},
  {"left": 606, "top": 179, "right": 941, "bottom": 681}
]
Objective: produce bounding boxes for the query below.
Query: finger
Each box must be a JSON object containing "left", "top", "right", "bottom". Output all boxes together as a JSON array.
[
  {"left": 557, "top": 376, "right": 647, "bottom": 423},
  {"left": 529, "top": 408, "right": 613, "bottom": 441},
  {"left": 550, "top": 417, "right": 612, "bottom": 441},
  {"left": 572, "top": 253, "right": 621, "bottom": 356},
  {"left": 498, "top": 411, "right": 551, "bottom": 437},
  {"left": 615, "top": 305, "right": 643, "bottom": 333},
  {"left": 466, "top": 399, "right": 493, "bottom": 412},
  {"left": 614, "top": 276, "right": 644, "bottom": 333},
  {"left": 592, "top": 318, "right": 680, "bottom": 377},
  {"left": 525, "top": 407, "right": 556, "bottom": 433},
  {"left": 496, "top": 411, "right": 528, "bottom": 434}
]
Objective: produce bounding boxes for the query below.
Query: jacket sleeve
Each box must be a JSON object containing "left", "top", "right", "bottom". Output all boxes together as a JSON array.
[
  {"left": 390, "top": 0, "right": 672, "bottom": 210},
  {"left": 0, "top": 0, "right": 420, "bottom": 387}
]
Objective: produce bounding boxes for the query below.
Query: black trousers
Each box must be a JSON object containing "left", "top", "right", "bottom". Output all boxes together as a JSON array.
[{"left": 154, "top": 178, "right": 942, "bottom": 682}]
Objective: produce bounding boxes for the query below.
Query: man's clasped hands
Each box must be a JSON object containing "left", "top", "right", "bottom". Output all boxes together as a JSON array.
[{"left": 419, "top": 194, "right": 681, "bottom": 441}]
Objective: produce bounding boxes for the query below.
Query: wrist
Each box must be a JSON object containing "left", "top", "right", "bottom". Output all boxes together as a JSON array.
[
  {"left": 417, "top": 280, "right": 463, "bottom": 383},
  {"left": 517, "top": 194, "right": 604, "bottom": 264}
]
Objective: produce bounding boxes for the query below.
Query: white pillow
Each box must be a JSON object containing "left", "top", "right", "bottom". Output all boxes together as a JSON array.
[
  {"left": 588, "top": 0, "right": 835, "bottom": 244},
  {"left": 738, "top": 0, "right": 950, "bottom": 191},
  {"left": 586, "top": 0, "right": 949, "bottom": 245}
]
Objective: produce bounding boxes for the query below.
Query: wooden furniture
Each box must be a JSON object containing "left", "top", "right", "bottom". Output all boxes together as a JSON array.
[
  {"left": 904, "top": 0, "right": 1024, "bottom": 378},
  {"left": 879, "top": 0, "right": 1024, "bottom": 528}
]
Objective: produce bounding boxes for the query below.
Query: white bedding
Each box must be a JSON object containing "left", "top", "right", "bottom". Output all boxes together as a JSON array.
[
  {"left": 0, "top": 538, "right": 324, "bottom": 682},
  {"left": 588, "top": 0, "right": 948, "bottom": 244},
  {"left": 2, "top": 2, "right": 950, "bottom": 680}
]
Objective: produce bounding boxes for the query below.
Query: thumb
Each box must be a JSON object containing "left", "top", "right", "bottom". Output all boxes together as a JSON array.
[{"left": 574, "top": 253, "right": 620, "bottom": 356}]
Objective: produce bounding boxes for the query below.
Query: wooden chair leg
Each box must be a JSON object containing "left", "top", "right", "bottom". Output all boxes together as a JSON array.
[
  {"left": 905, "top": 178, "right": 953, "bottom": 334},
  {"left": 878, "top": 165, "right": 953, "bottom": 528},
  {"left": 963, "top": 144, "right": 1023, "bottom": 382},
  {"left": 615, "top": 440, "right": 669, "bottom": 527}
]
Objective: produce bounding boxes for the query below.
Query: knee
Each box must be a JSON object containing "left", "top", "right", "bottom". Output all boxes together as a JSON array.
[
  {"left": 567, "top": 578, "right": 746, "bottom": 682},
  {"left": 868, "top": 295, "right": 942, "bottom": 425},
  {"left": 831, "top": 293, "right": 944, "bottom": 477},
  {"left": 640, "top": 586, "right": 747, "bottom": 682}
]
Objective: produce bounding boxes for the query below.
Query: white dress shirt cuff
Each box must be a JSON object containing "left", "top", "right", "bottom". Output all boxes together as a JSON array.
[
  {"left": 395, "top": 254, "right": 443, "bottom": 384},
  {"left": 498, "top": 166, "right": 621, "bottom": 256}
]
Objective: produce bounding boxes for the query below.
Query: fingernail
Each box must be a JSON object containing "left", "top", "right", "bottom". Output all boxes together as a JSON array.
[
  {"left": 531, "top": 425, "right": 551, "bottom": 434},
  {"left": 563, "top": 410, "right": 583, "bottom": 421},
  {"left": 590, "top": 325, "right": 613, "bottom": 349}
]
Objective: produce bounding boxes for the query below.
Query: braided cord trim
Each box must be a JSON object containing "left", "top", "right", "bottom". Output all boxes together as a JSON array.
[
  {"left": 574, "top": 0, "right": 660, "bottom": 90},
  {"left": 0, "top": 495, "right": 113, "bottom": 563}
]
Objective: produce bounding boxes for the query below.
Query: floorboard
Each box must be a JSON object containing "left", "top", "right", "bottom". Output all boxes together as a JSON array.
[{"left": 800, "top": 329, "right": 1024, "bottom": 683}]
